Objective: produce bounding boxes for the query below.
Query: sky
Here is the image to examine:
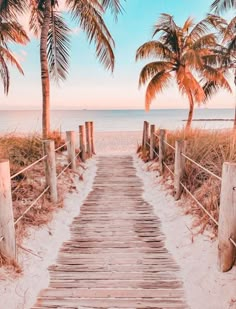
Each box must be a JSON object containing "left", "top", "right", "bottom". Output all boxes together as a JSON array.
[{"left": 1, "top": 0, "right": 235, "bottom": 110}]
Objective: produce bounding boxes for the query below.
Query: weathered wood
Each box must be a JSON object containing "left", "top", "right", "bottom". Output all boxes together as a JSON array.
[
  {"left": 218, "top": 162, "right": 236, "bottom": 272},
  {"left": 150, "top": 124, "right": 156, "bottom": 160},
  {"left": 159, "top": 129, "right": 167, "bottom": 175},
  {"left": 85, "top": 121, "right": 92, "bottom": 158},
  {"left": 0, "top": 160, "right": 16, "bottom": 260},
  {"left": 90, "top": 121, "right": 95, "bottom": 154},
  {"left": 79, "top": 125, "right": 86, "bottom": 162},
  {"left": 66, "top": 131, "right": 76, "bottom": 171},
  {"left": 142, "top": 121, "right": 149, "bottom": 152},
  {"left": 174, "top": 140, "right": 186, "bottom": 200},
  {"left": 33, "top": 156, "right": 187, "bottom": 308},
  {"left": 43, "top": 140, "right": 57, "bottom": 203}
]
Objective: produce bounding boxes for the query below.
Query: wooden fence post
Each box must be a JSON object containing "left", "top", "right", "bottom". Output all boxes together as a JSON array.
[
  {"left": 0, "top": 160, "right": 16, "bottom": 260},
  {"left": 218, "top": 162, "right": 236, "bottom": 272},
  {"left": 66, "top": 131, "right": 76, "bottom": 171},
  {"left": 90, "top": 121, "right": 95, "bottom": 155},
  {"left": 79, "top": 125, "right": 86, "bottom": 162},
  {"left": 43, "top": 140, "right": 58, "bottom": 203},
  {"left": 150, "top": 124, "right": 156, "bottom": 160},
  {"left": 85, "top": 122, "right": 92, "bottom": 158},
  {"left": 142, "top": 121, "right": 149, "bottom": 152},
  {"left": 159, "top": 129, "right": 167, "bottom": 175},
  {"left": 174, "top": 140, "right": 186, "bottom": 200}
]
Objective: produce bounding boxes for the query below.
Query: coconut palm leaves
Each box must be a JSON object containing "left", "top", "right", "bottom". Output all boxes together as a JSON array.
[
  {"left": 67, "top": 0, "right": 115, "bottom": 72},
  {"left": 211, "top": 0, "right": 236, "bottom": 13},
  {"left": 136, "top": 14, "right": 232, "bottom": 129},
  {"left": 0, "top": 18, "right": 29, "bottom": 94}
]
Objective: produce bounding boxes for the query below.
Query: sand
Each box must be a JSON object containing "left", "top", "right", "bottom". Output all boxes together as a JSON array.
[{"left": 0, "top": 131, "right": 236, "bottom": 309}]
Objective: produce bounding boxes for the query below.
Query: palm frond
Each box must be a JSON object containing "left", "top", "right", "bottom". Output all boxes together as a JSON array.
[
  {"left": 136, "top": 41, "right": 174, "bottom": 61},
  {"left": 211, "top": 0, "right": 236, "bottom": 13},
  {"left": 47, "top": 10, "right": 70, "bottom": 82},
  {"left": 202, "top": 65, "right": 232, "bottom": 92},
  {"left": 0, "top": 53, "right": 10, "bottom": 94},
  {"left": 67, "top": 0, "right": 115, "bottom": 71},
  {"left": 0, "top": 46, "right": 24, "bottom": 94},
  {"left": 222, "top": 16, "right": 236, "bottom": 44},
  {"left": 153, "top": 14, "right": 178, "bottom": 37},
  {"left": 138, "top": 61, "right": 173, "bottom": 87},
  {"left": 0, "top": 0, "right": 27, "bottom": 19},
  {"left": 29, "top": 0, "right": 44, "bottom": 36},
  {"left": 192, "top": 33, "right": 216, "bottom": 49},
  {"left": 101, "top": 0, "right": 124, "bottom": 20},
  {"left": 176, "top": 67, "right": 206, "bottom": 103},
  {"left": 188, "top": 18, "right": 211, "bottom": 43},
  {"left": 0, "top": 46, "right": 24, "bottom": 73},
  {"left": 0, "top": 21, "right": 29, "bottom": 45},
  {"left": 145, "top": 71, "right": 172, "bottom": 111},
  {"left": 183, "top": 17, "right": 195, "bottom": 33},
  {"left": 203, "top": 81, "right": 221, "bottom": 101}
]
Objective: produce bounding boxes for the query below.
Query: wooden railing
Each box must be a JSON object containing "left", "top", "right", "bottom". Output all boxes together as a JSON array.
[
  {"left": 141, "top": 121, "right": 236, "bottom": 272},
  {"left": 0, "top": 121, "right": 95, "bottom": 263}
]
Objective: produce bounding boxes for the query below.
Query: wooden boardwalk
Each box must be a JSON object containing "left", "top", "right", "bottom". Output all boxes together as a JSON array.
[{"left": 33, "top": 156, "right": 188, "bottom": 308}]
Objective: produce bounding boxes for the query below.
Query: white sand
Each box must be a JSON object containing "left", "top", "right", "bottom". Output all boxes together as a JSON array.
[
  {"left": 1, "top": 131, "right": 236, "bottom": 309},
  {"left": 134, "top": 157, "right": 236, "bottom": 309}
]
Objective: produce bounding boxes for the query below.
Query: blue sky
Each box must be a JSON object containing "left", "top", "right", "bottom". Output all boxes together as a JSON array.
[{"left": 1, "top": 0, "right": 235, "bottom": 110}]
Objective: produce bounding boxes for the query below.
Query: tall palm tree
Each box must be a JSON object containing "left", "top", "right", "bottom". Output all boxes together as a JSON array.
[
  {"left": 29, "top": 0, "right": 124, "bottom": 138},
  {"left": 136, "top": 14, "right": 232, "bottom": 129},
  {"left": 0, "top": 15, "right": 29, "bottom": 94}
]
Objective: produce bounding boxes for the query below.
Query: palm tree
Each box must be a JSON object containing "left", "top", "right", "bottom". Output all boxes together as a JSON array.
[
  {"left": 0, "top": 15, "right": 29, "bottom": 94},
  {"left": 28, "top": 0, "right": 124, "bottom": 138},
  {"left": 136, "top": 14, "right": 232, "bottom": 129},
  {"left": 205, "top": 14, "right": 236, "bottom": 128},
  {"left": 211, "top": 0, "right": 236, "bottom": 13}
]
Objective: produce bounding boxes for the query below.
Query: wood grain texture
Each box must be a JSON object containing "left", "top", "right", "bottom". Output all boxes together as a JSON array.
[{"left": 32, "top": 156, "right": 188, "bottom": 308}]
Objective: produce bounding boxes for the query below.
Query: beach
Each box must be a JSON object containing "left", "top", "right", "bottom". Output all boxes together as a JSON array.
[{"left": 0, "top": 130, "right": 235, "bottom": 309}]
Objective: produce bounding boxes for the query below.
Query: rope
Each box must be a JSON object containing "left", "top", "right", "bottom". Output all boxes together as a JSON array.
[
  {"left": 11, "top": 155, "right": 47, "bottom": 180},
  {"left": 145, "top": 130, "right": 236, "bottom": 249},
  {"left": 229, "top": 237, "right": 236, "bottom": 248},
  {"left": 181, "top": 153, "right": 222, "bottom": 182},
  {"left": 75, "top": 150, "right": 82, "bottom": 159},
  {"left": 163, "top": 140, "right": 175, "bottom": 151},
  {"left": 55, "top": 142, "right": 69, "bottom": 152},
  {"left": 57, "top": 162, "right": 71, "bottom": 179},
  {"left": 154, "top": 133, "right": 159, "bottom": 139},
  {"left": 146, "top": 142, "right": 159, "bottom": 158},
  {"left": 179, "top": 180, "right": 219, "bottom": 226},
  {"left": 163, "top": 161, "right": 175, "bottom": 176},
  {"left": 14, "top": 186, "right": 50, "bottom": 225}
]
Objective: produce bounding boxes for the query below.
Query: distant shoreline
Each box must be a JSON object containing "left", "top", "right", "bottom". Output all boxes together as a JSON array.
[{"left": 182, "top": 119, "right": 234, "bottom": 122}]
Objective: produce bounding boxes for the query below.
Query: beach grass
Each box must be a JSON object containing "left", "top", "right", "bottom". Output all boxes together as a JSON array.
[
  {"left": 138, "top": 128, "right": 236, "bottom": 235},
  {"left": 0, "top": 131, "right": 68, "bottom": 267}
]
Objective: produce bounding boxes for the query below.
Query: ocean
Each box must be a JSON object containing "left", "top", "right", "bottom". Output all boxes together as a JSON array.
[{"left": 0, "top": 109, "right": 234, "bottom": 133}]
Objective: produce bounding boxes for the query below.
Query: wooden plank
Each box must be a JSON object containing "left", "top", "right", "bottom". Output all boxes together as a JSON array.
[{"left": 33, "top": 155, "right": 187, "bottom": 308}]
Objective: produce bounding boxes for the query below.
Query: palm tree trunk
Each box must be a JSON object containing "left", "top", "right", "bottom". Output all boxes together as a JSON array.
[
  {"left": 233, "top": 71, "right": 236, "bottom": 132},
  {"left": 40, "top": 0, "right": 51, "bottom": 139},
  {"left": 186, "top": 93, "right": 194, "bottom": 131}
]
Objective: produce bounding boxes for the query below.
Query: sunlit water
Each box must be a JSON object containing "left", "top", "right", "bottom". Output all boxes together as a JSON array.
[{"left": 0, "top": 109, "right": 234, "bottom": 133}]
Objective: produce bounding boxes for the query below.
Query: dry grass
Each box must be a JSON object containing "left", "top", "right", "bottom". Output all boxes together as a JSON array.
[
  {"left": 0, "top": 131, "right": 80, "bottom": 268},
  {"left": 138, "top": 128, "right": 236, "bottom": 235}
]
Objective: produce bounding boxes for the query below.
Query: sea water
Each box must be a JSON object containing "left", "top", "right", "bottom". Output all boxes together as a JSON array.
[{"left": 0, "top": 109, "right": 234, "bottom": 133}]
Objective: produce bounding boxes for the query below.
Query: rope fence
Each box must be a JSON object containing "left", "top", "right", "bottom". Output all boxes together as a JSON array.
[
  {"left": 11, "top": 155, "right": 47, "bottom": 180},
  {"left": 0, "top": 122, "right": 95, "bottom": 262},
  {"left": 141, "top": 121, "right": 236, "bottom": 272}
]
